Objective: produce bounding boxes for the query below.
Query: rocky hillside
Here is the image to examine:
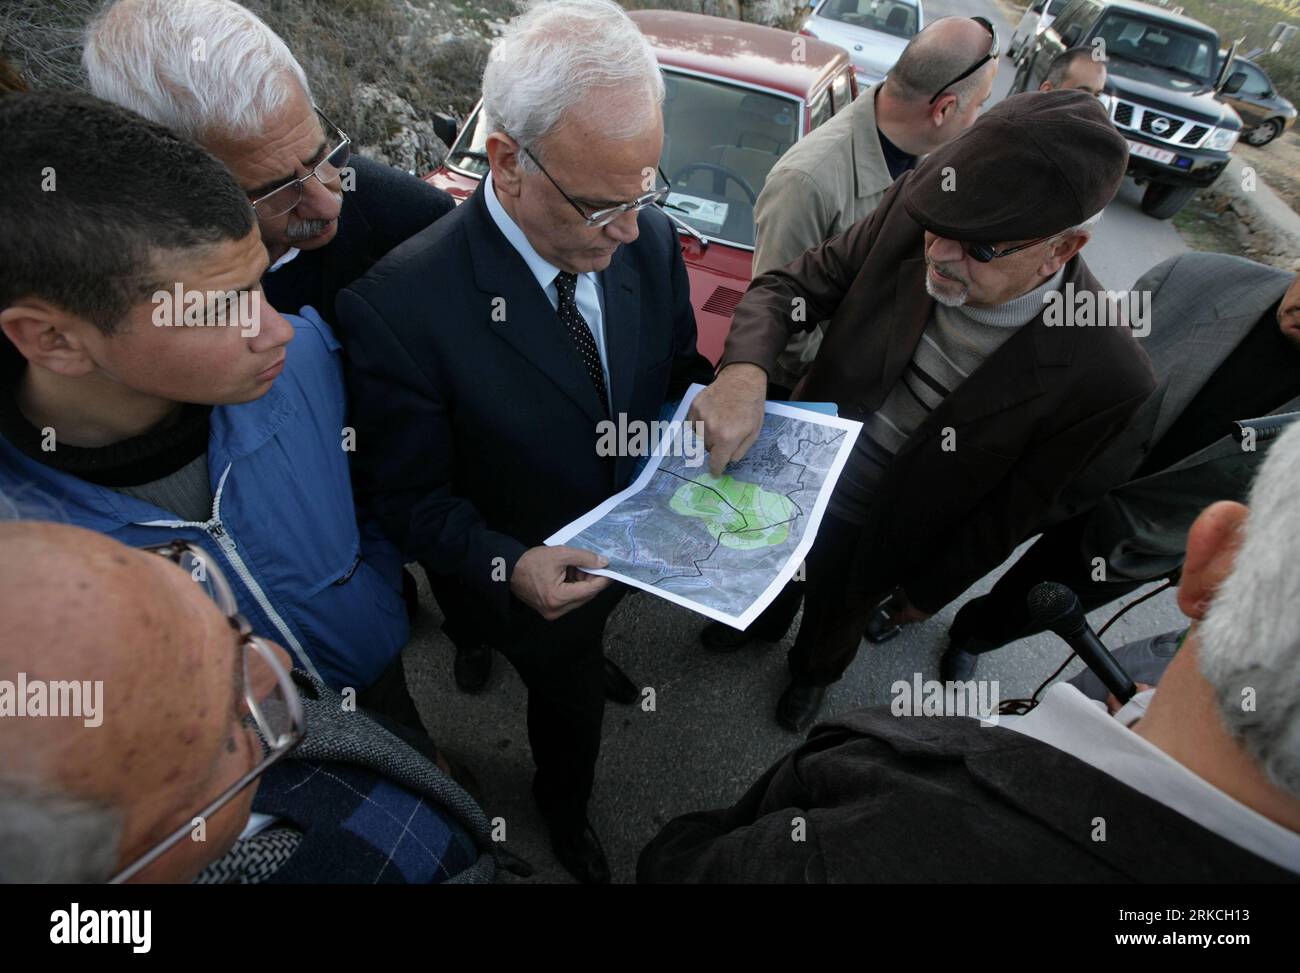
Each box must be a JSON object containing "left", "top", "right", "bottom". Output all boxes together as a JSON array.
[{"left": 3, "top": 0, "right": 804, "bottom": 175}]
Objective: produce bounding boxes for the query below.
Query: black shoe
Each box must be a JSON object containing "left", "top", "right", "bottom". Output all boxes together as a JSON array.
[
  {"left": 700, "top": 618, "right": 791, "bottom": 652},
  {"left": 700, "top": 621, "right": 754, "bottom": 652},
  {"left": 776, "top": 679, "right": 827, "bottom": 732},
  {"left": 940, "top": 643, "right": 978, "bottom": 682},
  {"left": 603, "top": 656, "right": 639, "bottom": 705},
  {"left": 550, "top": 821, "right": 611, "bottom": 884},
  {"left": 453, "top": 641, "right": 492, "bottom": 693},
  {"left": 864, "top": 607, "right": 901, "bottom": 644},
  {"left": 940, "top": 629, "right": 999, "bottom": 682}
]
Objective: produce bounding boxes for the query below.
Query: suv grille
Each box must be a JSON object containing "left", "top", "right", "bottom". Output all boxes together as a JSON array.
[{"left": 1110, "top": 97, "right": 1211, "bottom": 150}]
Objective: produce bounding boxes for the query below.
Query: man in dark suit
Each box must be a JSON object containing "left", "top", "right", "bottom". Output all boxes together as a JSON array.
[
  {"left": 639, "top": 424, "right": 1300, "bottom": 881},
  {"left": 335, "top": 0, "right": 710, "bottom": 883},
  {"left": 692, "top": 91, "right": 1155, "bottom": 731},
  {"left": 943, "top": 252, "right": 1300, "bottom": 679}
]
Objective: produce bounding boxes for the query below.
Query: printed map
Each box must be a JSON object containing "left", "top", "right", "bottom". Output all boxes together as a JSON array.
[{"left": 548, "top": 386, "right": 861, "bottom": 628}]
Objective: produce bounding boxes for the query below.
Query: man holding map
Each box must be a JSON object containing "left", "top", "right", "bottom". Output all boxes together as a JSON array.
[
  {"left": 336, "top": 0, "right": 710, "bottom": 883},
  {"left": 690, "top": 91, "right": 1156, "bottom": 731}
]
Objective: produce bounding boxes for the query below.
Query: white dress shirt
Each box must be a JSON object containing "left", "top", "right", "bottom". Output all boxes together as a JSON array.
[
  {"left": 483, "top": 172, "right": 610, "bottom": 397},
  {"left": 1004, "top": 683, "right": 1300, "bottom": 872},
  {"left": 266, "top": 246, "right": 300, "bottom": 273}
]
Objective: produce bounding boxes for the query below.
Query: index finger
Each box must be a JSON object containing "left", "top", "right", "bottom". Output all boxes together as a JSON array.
[{"left": 707, "top": 442, "right": 732, "bottom": 478}]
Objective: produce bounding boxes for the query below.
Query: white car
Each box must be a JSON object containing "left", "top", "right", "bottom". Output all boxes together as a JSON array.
[
  {"left": 1008, "top": 0, "right": 1069, "bottom": 63},
  {"left": 800, "top": 0, "right": 923, "bottom": 89}
]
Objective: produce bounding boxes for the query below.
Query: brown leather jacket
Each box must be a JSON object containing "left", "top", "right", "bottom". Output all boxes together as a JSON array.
[{"left": 720, "top": 174, "right": 1155, "bottom": 612}]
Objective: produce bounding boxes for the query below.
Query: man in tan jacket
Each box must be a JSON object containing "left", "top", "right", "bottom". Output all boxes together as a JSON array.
[{"left": 752, "top": 16, "right": 1000, "bottom": 396}]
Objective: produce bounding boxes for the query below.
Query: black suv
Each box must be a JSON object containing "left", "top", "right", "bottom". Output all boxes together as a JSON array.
[{"left": 1011, "top": 0, "right": 1241, "bottom": 219}]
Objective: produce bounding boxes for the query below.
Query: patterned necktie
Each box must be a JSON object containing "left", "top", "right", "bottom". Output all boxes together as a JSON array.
[{"left": 553, "top": 271, "right": 609, "bottom": 415}]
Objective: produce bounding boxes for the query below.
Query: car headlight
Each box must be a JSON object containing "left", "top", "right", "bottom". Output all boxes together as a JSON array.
[{"left": 1204, "top": 126, "right": 1239, "bottom": 151}]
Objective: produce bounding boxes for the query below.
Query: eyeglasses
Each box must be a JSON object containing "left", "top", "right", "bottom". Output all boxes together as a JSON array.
[
  {"left": 249, "top": 106, "right": 352, "bottom": 220},
  {"left": 964, "top": 235, "right": 1054, "bottom": 262},
  {"left": 517, "top": 142, "right": 670, "bottom": 229},
  {"left": 929, "top": 17, "right": 1000, "bottom": 104},
  {"left": 107, "top": 541, "right": 305, "bottom": 884}
]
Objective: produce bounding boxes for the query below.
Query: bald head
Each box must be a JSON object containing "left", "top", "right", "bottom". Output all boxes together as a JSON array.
[
  {"left": 888, "top": 16, "right": 998, "bottom": 106},
  {"left": 0, "top": 521, "right": 261, "bottom": 882},
  {"left": 877, "top": 16, "right": 999, "bottom": 156}
]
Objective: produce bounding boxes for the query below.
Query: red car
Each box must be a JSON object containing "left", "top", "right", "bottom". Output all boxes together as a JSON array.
[{"left": 424, "top": 10, "right": 856, "bottom": 363}]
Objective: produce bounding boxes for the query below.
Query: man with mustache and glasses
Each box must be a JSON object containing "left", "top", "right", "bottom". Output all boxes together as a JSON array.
[
  {"left": 83, "top": 0, "right": 455, "bottom": 330},
  {"left": 690, "top": 91, "right": 1155, "bottom": 731},
  {"left": 84, "top": 0, "right": 463, "bottom": 718}
]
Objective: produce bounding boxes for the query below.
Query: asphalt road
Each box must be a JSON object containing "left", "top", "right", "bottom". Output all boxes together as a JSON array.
[{"left": 403, "top": 0, "right": 1191, "bottom": 883}]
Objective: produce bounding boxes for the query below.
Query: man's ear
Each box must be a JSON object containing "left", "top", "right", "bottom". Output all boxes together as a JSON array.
[
  {"left": 1038, "top": 230, "right": 1089, "bottom": 277},
  {"left": 929, "top": 93, "right": 958, "bottom": 128},
  {"left": 0, "top": 302, "right": 98, "bottom": 378},
  {"left": 486, "top": 131, "right": 524, "bottom": 199},
  {"left": 1178, "top": 500, "right": 1250, "bottom": 620}
]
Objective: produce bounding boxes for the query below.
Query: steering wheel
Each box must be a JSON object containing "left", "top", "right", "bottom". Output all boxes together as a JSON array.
[{"left": 670, "top": 162, "right": 758, "bottom": 206}]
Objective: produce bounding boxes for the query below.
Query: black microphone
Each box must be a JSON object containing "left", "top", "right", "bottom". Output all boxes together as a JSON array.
[
  {"left": 1027, "top": 582, "right": 1137, "bottom": 704},
  {"left": 1233, "top": 410, "right": 1300, "bottom": 444}
]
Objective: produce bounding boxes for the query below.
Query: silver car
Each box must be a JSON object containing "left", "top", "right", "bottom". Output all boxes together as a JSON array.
[
  {"left": 800, "top": 0, "right": 923, "bottom": 89},
  {"left": 1008, "top": 0, "right": 1069, "bottom": 63}
]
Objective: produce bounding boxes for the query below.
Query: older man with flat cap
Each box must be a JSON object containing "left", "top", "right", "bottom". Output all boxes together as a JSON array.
[{"left": 691, "top": 90, "right": 1156, "bottom": 731}]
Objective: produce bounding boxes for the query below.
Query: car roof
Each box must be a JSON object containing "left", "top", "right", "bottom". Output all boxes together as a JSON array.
[
  {"left": 630, "top": 9, "right": 850, "bottom": 99},
  {"left": 1095, "top": 0, "right": 1220, "bottom": 37}
]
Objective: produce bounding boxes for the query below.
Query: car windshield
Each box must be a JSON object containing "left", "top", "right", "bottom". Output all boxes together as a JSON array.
[
  {"left": 817, "top": 0, "right": 918, "bottom": 38},
  {"left": 445, "top": 69, "right": 803, "bottom": 249},
  {"left": 1093, "top": 13, "right": 1217, "bottom": 83},
  {"left": 658, "top": 71, "right": 800, "bottom": 247}
]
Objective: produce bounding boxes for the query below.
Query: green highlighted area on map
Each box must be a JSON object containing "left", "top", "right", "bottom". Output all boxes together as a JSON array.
[{"left": 668, "top": 473, "right": 797, "bottom": 550}]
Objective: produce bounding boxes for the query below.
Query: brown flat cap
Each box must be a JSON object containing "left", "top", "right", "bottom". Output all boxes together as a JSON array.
[{"left": 902, "top": 89, "right": 1128, "bottom": 243}]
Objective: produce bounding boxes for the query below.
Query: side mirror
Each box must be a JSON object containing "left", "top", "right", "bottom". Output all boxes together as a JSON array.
[
  {"left": 1060, "top": 24, "right": 1083, "bottom": 46},
  {"left": 432, "top": 112, "right": 459, "bottom": 149},
  {"left": 1222, "top": 71, "right": 1246, "bottom": 95}
]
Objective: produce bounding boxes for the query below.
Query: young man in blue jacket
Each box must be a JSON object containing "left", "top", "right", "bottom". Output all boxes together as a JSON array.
[{"left": 0, "top": 93, "right": 414, "bottom": 719}]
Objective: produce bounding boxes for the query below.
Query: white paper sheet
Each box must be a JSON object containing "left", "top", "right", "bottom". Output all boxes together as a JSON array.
[{"left": 546, "top": 384, "right": 862, "bottom": 629}]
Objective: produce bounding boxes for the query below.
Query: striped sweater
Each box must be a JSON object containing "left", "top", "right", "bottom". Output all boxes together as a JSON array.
[{"left": 829, "top": 268, "right": 1066, "bottom": 524}]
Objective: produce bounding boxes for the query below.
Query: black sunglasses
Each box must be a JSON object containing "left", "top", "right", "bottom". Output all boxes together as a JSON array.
[
  {"left": 964, "top": 236, "right": 1053, "bottom": 262},
  {"left": 929, "top": 17, "right": 999, "bottom": 105}
]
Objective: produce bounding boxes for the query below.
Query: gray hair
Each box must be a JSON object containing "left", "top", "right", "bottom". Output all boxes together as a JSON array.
[
  {"left": 481, "top": 0, "right": 664, "bottom": 171},
  {"left": 83, "top": 0, "right": 313, "bottom": 142},
  {"left": 0, "top": 784, "right": 123, "bottom": 882},
  {"left": 1052, "top": 211, "right": 1103, "bottom": 241},
  {"left": 1198, "top": 421, "right": 1300, "bottom": 798}
]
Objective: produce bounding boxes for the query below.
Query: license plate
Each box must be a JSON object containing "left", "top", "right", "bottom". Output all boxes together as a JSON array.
[{"left": 1127, "top": 139, "right": 1176, "bottom": 165}]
